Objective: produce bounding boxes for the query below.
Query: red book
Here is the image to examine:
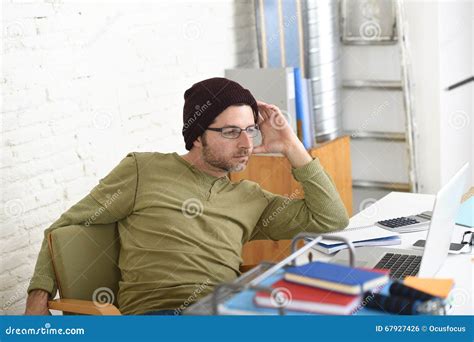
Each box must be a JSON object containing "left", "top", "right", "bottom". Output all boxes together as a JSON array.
[{"left": 254, "top": 279, "right": 361, "bottom": 315}]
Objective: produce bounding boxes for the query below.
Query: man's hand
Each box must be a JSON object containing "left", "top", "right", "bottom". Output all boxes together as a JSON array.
[
  {"left": 254, "top": 101, "right": 312, "bottom": 168},
  {"left": 24, "top": 290, "right": 51, "bottom": 315}
]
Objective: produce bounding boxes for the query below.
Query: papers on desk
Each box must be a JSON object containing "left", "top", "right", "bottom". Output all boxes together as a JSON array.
[
  {"left": 315, "top": 236, "right": 401, "bottom": 254},
  {"left": 311, "top": 225, "right": 401, "bottom": 254}
]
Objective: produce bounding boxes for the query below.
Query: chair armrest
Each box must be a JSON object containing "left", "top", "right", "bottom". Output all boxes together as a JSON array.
[
  {"left": 48, "top": 299, "right": 121, "bottom": 315},
  {"left": 239, "top": 264, "right": 258, "bottom": 273}
]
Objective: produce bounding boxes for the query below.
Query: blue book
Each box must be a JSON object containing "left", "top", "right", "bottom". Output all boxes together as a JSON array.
[
  {"left": 456, "top": 196, "right": 474, "bottom": 228},
  {"left": 294, "top": 67, "right": 313, "bottom": 149},
  {"left": 284, "top": 261, "right": 390, "bottom": 295}
]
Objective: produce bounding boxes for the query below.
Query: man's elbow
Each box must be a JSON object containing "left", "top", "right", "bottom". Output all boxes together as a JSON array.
[
  {"left": 337, "top": 211, "right": 350, "bottom": 230},
  {"left": 333, "top": 199, "right": 350, "bottom": 229},
  {"left": 319, "top": 207, "right": 350, "bottom": 232}
]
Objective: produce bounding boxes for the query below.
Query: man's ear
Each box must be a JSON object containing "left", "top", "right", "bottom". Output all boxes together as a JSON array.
[{"left": 193, "top": 136, "right": 203, "bottom": 148}]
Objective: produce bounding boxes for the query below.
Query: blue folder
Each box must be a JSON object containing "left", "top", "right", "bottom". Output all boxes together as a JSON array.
[
  {"left": 294, "top": 67, "right": 313, "bottom": 149},
  {"left": 456, "top": 197, "right": 474, "bottom": 228}
]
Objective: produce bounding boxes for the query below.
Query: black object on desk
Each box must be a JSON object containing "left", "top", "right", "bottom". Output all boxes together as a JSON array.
[
  {"left": 363, "top": 282, "right": 447, "bottom": 315},
  {"left": 445, "top": 76, "right": 474, "bottom": 91}
]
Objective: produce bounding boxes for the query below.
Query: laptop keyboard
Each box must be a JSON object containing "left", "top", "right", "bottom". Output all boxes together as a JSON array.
[{"left": 373, "top": 253, "right": 421, "bottom": 280}]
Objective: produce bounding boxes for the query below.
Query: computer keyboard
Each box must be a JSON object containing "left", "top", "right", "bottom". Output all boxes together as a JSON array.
[{"left": 373, "top": 253, "right": 421, "bottom": 280}]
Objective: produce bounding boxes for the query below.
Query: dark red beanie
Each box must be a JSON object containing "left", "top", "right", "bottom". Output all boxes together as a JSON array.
[{"left": 182, "top": 77, "right": 258, "bottom": 151}]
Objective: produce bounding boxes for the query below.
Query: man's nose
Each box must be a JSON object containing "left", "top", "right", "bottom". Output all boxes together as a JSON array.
[{"left": 238, "top": 130, "right": 253, "bottom": 148}]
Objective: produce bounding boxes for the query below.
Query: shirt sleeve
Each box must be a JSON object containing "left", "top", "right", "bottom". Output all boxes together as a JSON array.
[
  {"left": 250, "top": 158, "right": 349, "bottom": 241},
  {"left": 27, "top": 153, "right": 138, "bottom": 298}
]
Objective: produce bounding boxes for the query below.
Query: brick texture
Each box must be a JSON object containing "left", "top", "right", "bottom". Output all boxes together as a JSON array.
[{"left": 1, "top": 0, "right": 258, "bottom": 314}]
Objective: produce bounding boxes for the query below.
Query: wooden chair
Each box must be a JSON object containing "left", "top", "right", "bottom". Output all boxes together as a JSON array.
[{"left": 47, "top": 224, "right": 122, "bottom": 315}]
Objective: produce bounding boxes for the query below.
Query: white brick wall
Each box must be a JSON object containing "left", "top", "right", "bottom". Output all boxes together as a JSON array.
[{"left": 1, "top": 0, "right": 258, "bottom": 314}]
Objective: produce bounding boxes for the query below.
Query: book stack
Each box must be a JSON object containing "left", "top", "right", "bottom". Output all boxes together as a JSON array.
[
  {"left": 218, "top": 261, "right": 390, "bottom": 315},
  {"left": 253, "top": 261, "right": 389, "bottom": 315}
]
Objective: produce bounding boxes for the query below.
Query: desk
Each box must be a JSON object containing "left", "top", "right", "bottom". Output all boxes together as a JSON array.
[
  {"left": 296, "top": 192, "right": 473, "bottom": 315},
  {"left": 185, "top": 192, "right": 473, "bottom": 315}
]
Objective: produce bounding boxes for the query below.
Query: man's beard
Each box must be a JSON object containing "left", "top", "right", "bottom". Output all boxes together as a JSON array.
[{"left": 201, "top": 139, "right": 250, "bottom": 173}]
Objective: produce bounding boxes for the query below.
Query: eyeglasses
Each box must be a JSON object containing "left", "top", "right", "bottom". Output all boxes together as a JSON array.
[{"left": 206, "top": 124, "right": 260, "bottom": 139}]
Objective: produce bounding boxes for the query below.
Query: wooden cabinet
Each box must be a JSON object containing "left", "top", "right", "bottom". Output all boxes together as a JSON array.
[{"left": 230, "top": 136, "right": 352, "bottom": 266}]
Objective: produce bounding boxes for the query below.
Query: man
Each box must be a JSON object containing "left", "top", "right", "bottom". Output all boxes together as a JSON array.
[{"left": 25, "top": 77, "right": 349, "bottom": 315}]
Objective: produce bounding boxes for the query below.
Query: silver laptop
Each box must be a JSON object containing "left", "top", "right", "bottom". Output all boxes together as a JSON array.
[{"left": 330, "top": 163, "right": 469, "bottom": 279}]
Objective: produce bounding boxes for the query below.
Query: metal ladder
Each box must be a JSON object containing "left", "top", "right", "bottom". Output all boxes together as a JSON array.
[{"left": 340, "top": 0, "right": 419, "bottom": 194}]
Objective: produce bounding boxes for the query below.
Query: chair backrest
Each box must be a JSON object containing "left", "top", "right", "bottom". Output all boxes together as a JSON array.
[{"left": 47, "top": 223, "right": 121, "bottom": 307}]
